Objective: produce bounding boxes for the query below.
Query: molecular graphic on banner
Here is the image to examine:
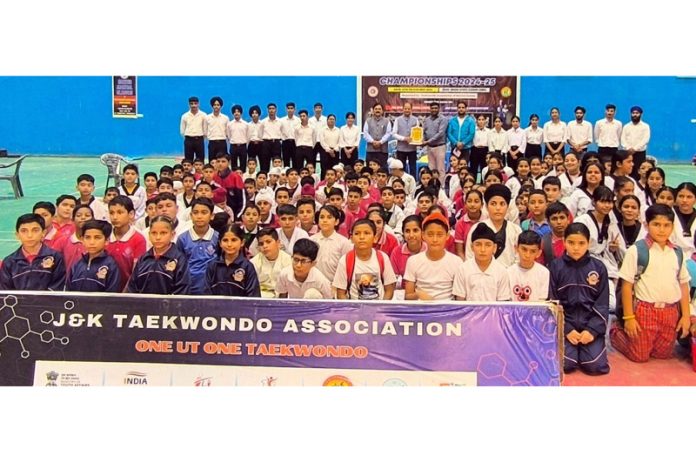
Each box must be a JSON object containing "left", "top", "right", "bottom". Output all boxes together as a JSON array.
[
  {"left": 0, "top": 295, "right": 70, "bottom": 359},
  {"left": 476, "top": 351, "right": 559, "bottom": 386}
]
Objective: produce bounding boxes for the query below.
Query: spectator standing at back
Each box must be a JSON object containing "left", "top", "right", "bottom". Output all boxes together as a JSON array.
[
  {"left": 226, "top": 104, "right": 249, "bottom": 171},
  {"left": 363, "top": 103, "right": 392, "bottom": 168},
  {"left": 595, "top": 103, "right": 623, "bottom": 166},
  {"left": 206, "top": 96, "right": 229, "bottom": 163},
  {"left": 621, "top": 106, "right": 651, "bottom": 180},
  {"left": 391, "top": 102, "right": 420, "bottom": 177},
  {"left": 280, "top": 102, "right": 301, "bottom": 168},
  {"left": 247, "top": 105, "right": 263, "bottom": 166},
  {"left": 566, "top": 106, "right": 592, "bottom": 159},
  {"left": 339, "top": 111, "right": 360, "bottom": 169},
  {"left": 423, "top": 102, "right": 449, "bottom": 181},
  {"left": 309, "top": 103, "right": 328, "bottom": 166},
  {"left": 447, "top": 101, "right": 475, "bottom": 166},
  {"left": 180, "top": 96, "right": 207, "bottom": 162},
  {"left": 259, "top": 103, "right": 282, "bottom": 173},
  {"left": 225, "top": 104, "right": 249, "bottom": 170}
]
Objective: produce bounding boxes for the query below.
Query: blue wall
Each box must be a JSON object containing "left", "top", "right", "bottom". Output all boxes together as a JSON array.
[
  {"left": 520, "top": 76, "right": 696, "bottom": 162},
  {"left": 0, "top": 76, "right": 356, "bottom": 157},
  {"left": 1, "top": 76, "right": 694, "bottom": 162}
]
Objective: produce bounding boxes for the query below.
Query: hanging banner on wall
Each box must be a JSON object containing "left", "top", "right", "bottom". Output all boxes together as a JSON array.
[
  {"left": 0, "top": 292, "right": 563, "bottom": 386},
  {"left": 361, "top": 75, "right": 518, "bottom": 128},
  {"left": 112, "top": 75, "right": 137, "bottom": 118}
]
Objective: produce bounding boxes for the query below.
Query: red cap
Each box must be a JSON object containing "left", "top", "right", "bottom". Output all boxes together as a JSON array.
[
  {"left": 301, "top": 184, "right": 316, "bottom": 197},
  {"left": 212, "top": 187, "right": 227, "bottom": 204},
  {"left": 422, "top": 212, "right": 449, "bottom": 232}
]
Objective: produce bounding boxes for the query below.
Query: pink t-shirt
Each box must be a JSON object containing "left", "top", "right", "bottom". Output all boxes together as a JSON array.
[
  {"left": 375, "top": 231, "right": 399, "bottom": 257},
  {"left": 390, "top": 242, "right": 426, "bottom": 278},
  {"left": 454, "top": 213, "right": 482, "bottom": 244}
]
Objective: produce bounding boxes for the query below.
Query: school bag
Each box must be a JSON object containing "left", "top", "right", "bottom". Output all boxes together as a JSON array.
[
  {"left": 345, "top": 249, "right": 385, "bottom": 294},
  {"left": 617, "top": 239, "right": 685, "bottom": 323},
  {"left": 633, "top": 239, "right": 683, "bottom": 283}
]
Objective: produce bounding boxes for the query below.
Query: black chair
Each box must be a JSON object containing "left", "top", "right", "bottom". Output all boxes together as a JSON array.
[{"left": 0, "top": 155, "right": 27, "bottom": 198}]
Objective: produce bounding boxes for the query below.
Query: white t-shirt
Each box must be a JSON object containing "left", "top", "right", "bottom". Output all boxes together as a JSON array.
[
  {"left": 251, "top": 251, "right": 292, "bottom": 298},
  {"left": 452, "top": 258, "right": 511, "bottom": 301},
  {"left": 276, "top": 266, "right": 333, "bottom": 299},
  {"left": 618, "top": 242, "right": 690, "bottom": 304},
  {"left": 506, "top": 263, "right": 550, "bottom": 302},
  {"left": 278, "top": 227, "right": 310, "bottom": 255},
  {"left": 403, "top": 251, "right": 462, "bottom": 300},
  {"left": 465, "top": 219, "right": 521, "bottom": 268},
  {"left": 310, "top": 231, "right": 353, "bottom": 281},
  {"left": 332, "top": 250, "right": 397, "bottom": 300}
]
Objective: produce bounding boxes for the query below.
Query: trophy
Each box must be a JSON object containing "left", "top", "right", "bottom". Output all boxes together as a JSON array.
[{"left": 409, "top": 126, "right": 423, "bottom": 145}]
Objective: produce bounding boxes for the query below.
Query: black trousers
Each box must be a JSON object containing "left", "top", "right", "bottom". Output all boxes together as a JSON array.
[
  {"left": 184, "top": 136, "right": 205, "bottom": 162},
  {"left": 319, "top": 146, "right": 339, "bottom": 179},
  {"left": 598, "top": 146, "right": 618, "bottom": 165},
  {"left": 396, "top": 150, "right": 418, "bottom": 177},
  {"left": 470, "top": 146, "right": 488, "bottom": 182},
  {"left": 631, "top": 150, "right": 646, "bottom": 180},
  {"left": 366, "top": 151, "right": 388, "bottom": 169},
  {"left": 295, "top": 146, "right": 315, "bottom": 169},
  {"left": 313, "top": 142, "right": 322, "bottom": 164},
  {"left": 260, "top": 139, "right": 281, "bottom": 172},
  {"left": 247, "top": 141, "right": 262, "bottom": 166},
  {"left": 208, "top": 140, "right": 227, "bottom": 163},
  {"left": 282, "top": 139, "right": 296, "bottom": 168},
  {"left": 545, "top": 142, "right": 565, "bottom": 156},
  {"left": 341, "top": 147, "right": 359, "bottom": 168},
  {"left": 457, "top": 147, "right": 471, "bottom": 165},
  {"left": 525, "top": 143, "right": 542, "bottom": 159},
  {"left": 229, "top": 143, "right": 248, "bottom": 170},
  {"left": 507, "top": 147, "right": 521, "bottom": 171}
]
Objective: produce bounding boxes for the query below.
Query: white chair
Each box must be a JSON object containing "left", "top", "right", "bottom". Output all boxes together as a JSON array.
[{"left": 100, "top": 153, "right": 127, "bottom": 193}]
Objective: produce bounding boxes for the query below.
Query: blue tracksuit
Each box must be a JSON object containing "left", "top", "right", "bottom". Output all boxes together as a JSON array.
[
  {"left": 176, "top": 227, "right": 219, "bottom": 295},
  {"left": 549, "top": 252, "right": 610, "bottom": 374},
  {"left": 204, "top": 254, "right": 261, "bottom": 297},
  {"left": 446, "top": 115, "right": 476, "bottom": 149},
  {"left": 66, "top": 251, "right": 121, "bottom": 293},
  {"left": 127, "top": 245, "right": 190, "bottom": 295},
  {"left": 0, "top": 244, "right": 66, "bottom": 291}
]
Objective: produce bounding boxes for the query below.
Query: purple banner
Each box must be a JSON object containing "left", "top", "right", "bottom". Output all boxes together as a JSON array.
[
  {"left": 0, "top": 291, "right": 562, "bottom": 386},
  {"left": 361, "top": 75, "right": 518, "bottom": 128}
]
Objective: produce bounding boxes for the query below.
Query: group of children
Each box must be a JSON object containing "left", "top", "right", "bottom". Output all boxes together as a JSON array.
[{"left": 1, "top": 144, "right": 695, "bottom": 377}]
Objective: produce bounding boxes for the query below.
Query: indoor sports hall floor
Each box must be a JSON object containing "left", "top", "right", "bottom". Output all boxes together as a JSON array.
[{"left": 1, "top": 156, "right": 694, "bottom": 386}]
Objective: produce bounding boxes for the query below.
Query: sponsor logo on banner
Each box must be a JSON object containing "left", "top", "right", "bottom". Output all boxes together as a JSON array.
[
  {"left": 45, "top": 371, "right": 59, "bottom": 386},
  {"left": 383, "top": 378, "right": 407, "bottom": 386},
  {"left": 439, "top": 382, "right": 467, "bottom": 387},
  {"left": 194, "top": 376, "right": 212, "bottom": 387},
  {"left": 323, "top": 375, "right": 353, "bottom": 386},
  {"left": 124, "top": 371, "right": 148, "bottom": 385},
  {"left": 261, "top": 376, "right": 278, "bottom": 386}
]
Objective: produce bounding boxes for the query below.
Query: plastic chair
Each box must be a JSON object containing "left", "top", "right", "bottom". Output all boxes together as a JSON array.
[
  {"left": 0, "top": 155, "right": 27, "bottom": 198},
  {"left": 100, "top": 153, "right": 127, "bottom": 193}
]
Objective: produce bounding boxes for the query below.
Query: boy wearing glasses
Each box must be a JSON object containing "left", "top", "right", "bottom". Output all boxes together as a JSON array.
[{"left": 276, "top": 238, "right": 333, "bottom": 299}]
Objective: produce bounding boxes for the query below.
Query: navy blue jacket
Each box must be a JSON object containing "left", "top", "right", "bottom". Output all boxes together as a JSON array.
[
  {"left": 0, "top": 244, "right": 66, "bottom": 291},
  {"left": 127, "top": 245, "right": 190, "bottom": 295},
  {"left": 66, "top": 252, "right": 121, "bottom": 293},
  {"left": 175, "top": 228, "right": 219, "bottom": 295},
  {"left": 204, "top": 254, "right": 261, "bottom": 297},
  {"left": 549, "top": 252, "right": 609, "bottom": 337}
]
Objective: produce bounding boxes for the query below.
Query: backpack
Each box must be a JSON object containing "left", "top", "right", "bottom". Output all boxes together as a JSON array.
[
  {"left": 617, "top": 239, "right": 684, "bottom": 324},
  {"left": 634, "top": 239, "right": 683, "bottom": 283},
  {"left": 345, "top": 249, "right": 385, "bottom": 295}
]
